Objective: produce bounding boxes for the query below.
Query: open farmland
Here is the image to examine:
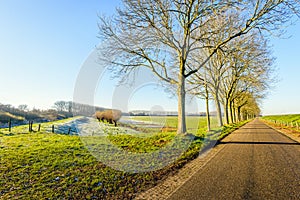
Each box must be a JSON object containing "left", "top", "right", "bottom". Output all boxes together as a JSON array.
[
  {"left": 121, "top": 116, "right": 221, "bottom": 135},
  {"left": 0, "top": 116, "right": 247, "bottom": 199},
  {"left": 262, "top": 114, "right": 300, "bottom": 124},
  {"left": 261, "top": 114, "right": 300, "bottom": 140},
  {"left": 262, "top": 114, "right": 300, "bottom": 132}
]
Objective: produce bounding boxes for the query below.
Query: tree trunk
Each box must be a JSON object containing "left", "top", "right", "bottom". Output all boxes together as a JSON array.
[
  {"left": 224, "top": 99, "right": 229, "bottom": 125},
  {"left": 205, "top": 84, "right": 211, "bottom": 131},
  {"left": 234, "top": 108, "right": 238, "bottom": 122},
  {"left": 237, "top": 106, "right": 242, "bottom": 122},
  {"left": 215, "top": 93, "right": 223, "bottom": 127},
  {"left": 242, "top": 111, "right": 245, "bottom": 120},
  {"left": 229, "top": 101, "right": 234, "bottom": 124},
  {"left": 177, "top": 73, "right": 186, "bottom": 134},
  {"left": 232, "top": 106, "right": 236, "bottom": 123}
]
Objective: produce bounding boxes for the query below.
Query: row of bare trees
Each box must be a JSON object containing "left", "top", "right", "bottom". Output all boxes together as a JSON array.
[
  {"left": 98, "top": 0, "right": 300, "bottom": 134},
  {"left": 190, "top": 31, "right": 274, "bottom": 130}
]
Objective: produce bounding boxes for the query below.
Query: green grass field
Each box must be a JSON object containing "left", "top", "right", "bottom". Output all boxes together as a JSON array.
[
  {"left": 125, "top": 116, "right": 220, "bottom": 135},
  {"left": 0, "top": 116, "right": 248, "bottom": 199},
  {"left": 262, "top": 114, "right": 300, "bottom": 123},
  {"left": 128, "top": 116, "right": 219, "bottom": 127},
  {"left": 261, "top": 114, "right": 300, "bottom": 132}
]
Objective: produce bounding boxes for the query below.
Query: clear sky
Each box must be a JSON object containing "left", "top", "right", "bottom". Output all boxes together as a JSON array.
[{"left": 0, "top": 0, "right": 299, "bottom": 115}]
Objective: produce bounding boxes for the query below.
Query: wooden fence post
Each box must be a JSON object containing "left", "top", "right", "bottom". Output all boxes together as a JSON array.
[
  {"left": 29, "top": 121, "right": 31, "bottom": 132},
  {"left": 68, "top": 127, "right": 71, "bottom": 135},
  {"left": 38, "top": 124, "right": 41, "bottom": 132},
  {"left": 52, "top": 125, "right": 54, "bottom": 133}
]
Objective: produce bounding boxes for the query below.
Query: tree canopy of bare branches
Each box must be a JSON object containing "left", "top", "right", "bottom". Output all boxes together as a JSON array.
[{"left": 98, "top": 0, "right": 300, "bottom": 133}]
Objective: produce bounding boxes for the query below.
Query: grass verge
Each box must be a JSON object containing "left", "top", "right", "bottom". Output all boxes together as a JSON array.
[{"left": 261, "top": 114, "right": 300, "bottom": 133}]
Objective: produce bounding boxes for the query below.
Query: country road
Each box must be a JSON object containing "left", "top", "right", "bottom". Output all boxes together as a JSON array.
[{"left": 167, "top": 119, "right": 300, "bottom": 200}]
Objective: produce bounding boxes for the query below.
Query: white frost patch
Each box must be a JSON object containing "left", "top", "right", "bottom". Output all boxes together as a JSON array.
[{"left": 61, "top": 116, "right": 140, "bottom": 136}]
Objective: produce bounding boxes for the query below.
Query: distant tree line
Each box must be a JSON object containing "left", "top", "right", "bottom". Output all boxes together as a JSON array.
[
  {"left": 0, "top": 102, "right": 74, "bottom": 125},
  {"left": 0, "top": 100, "right": 127, "bottom": 126}
]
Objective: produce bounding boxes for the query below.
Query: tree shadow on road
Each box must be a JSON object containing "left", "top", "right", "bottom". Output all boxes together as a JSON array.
[{"left": 218, "top": 141, "right": 299, "bottom": 145}]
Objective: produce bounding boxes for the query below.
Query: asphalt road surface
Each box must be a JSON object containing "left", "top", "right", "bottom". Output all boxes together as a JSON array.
[{"left": 167, "top": 119, "right": 300, "bottom": 200}]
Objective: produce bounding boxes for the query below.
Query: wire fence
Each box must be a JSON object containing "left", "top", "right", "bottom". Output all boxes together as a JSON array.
[
  {"left": 1, "top": 119, "right": 79, "bottom": 135},
  {"left": 264, "top": 119, "right": 300, "bottom": 131}
]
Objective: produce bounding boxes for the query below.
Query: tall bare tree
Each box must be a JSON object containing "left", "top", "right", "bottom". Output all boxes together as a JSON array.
[
  {"left": 98, "top": 0, "right": 299, "bottom": 133},
  {"left": 221, "top": 33, "right": 273, "bottom": 123},
  {"left": 188, "top": 70, "right": 213, "bottom": 131}
]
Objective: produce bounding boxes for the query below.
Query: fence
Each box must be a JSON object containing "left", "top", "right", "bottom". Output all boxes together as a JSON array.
[
  {"left": 2, "top": 119, "right": 78, "bottom": 135},
  {"left": 265, "top": 119, "right": 300, "bottom": 131}
]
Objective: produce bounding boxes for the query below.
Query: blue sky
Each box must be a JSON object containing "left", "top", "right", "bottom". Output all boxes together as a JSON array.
[{"left": 0, "top": 0, "right": 299, "bottom": 115}]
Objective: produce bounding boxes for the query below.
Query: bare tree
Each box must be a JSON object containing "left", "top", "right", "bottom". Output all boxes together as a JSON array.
[
  {"left": 188, "top": 70, "right": 212, "bottom": 131},
  {"left": 221, "top": 33, "right": 273, "bottom": 123},
  {"left": 240, "top": 93, "right": 261, "bottom": 120},
  {"left": 98, "top": 0, "right": 299, "bottom": 133},
  {"left": 203, "top": 32, "right": 273, "bottom": 125},
  {"left": 53, "top": 101, "right": 67, "bottom": 112},
  {"left": 18, "top": 104, "right": 28, "bottom": 111}
]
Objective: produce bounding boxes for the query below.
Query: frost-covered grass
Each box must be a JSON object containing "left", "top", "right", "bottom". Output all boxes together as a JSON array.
[{"left": 0, "top": 116, "right": 81, "bottom": 135}]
